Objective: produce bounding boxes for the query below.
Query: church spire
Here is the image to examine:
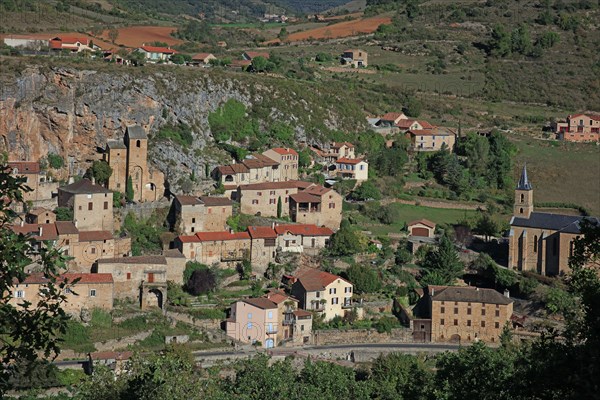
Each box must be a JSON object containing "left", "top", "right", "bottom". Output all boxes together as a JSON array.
[{"left": 517, "top": 164, "right": 532, "bottom": 190}]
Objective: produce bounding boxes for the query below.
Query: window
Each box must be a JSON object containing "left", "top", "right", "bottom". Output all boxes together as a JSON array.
[
  {"left": 192, "top": 218, "right": 196, "bottom": 223},
  {"left": 103, "top": 201, "right": 109, "bottom": 210},
  {"left": 329, "top": 203, "right": 335, "bottom": 209},
  {"left": 345, "top": 287, "right": 352, "bottom": 293},
  {"left": 136, "top": 139, "right": 141, "bottom": 148},
  {"left": 467, "top": 320, "right": 471, "bottom": 327},
  {"left": 247, "top": 322, "right": 252, "bottom": 329},
  {"left": 252, "top": 199, "right": 259, "bottom": 205},
  {"left": 89, "top": 289, "right": 96, "bottom": 297},
  {"left": 257, "top": 192, "right": 262, "bottom": 196},
  {"left": 441, "top": 307, "right": 445, "bottom": 314},
  {"left": 301, "top": 325, "right": 305, "bottom": 331},
  {"left": 248, "top": 313, "right": 252, "bottom": 319},
  {"left": 467, "top": 308, "right": 471, "bottom": 315},
  {"left": 88, "top": 202, "right": 93, "bottom": 211},
  {"left": 270, "top": 191, "right": 275, "bottom": 195},
  {"left": 481, "top": 321, "right": 486, "bottom": 327},
  {"left": 454, "top": 308, "right": 458, "bottom": 314},
  {"left": 268, "top": 311, "right": 273, "bottom": 319},
  {"left": 440, "top": 319, "right": 444, "bottom": 325},
  {"left": 332, "top": 297, "right": 338, "bottom": 305},
  {"left": 520, "top": 193, "right": 524, "bottom": 202},
  {"left": 454, "top": 319, "right": 458, "bottom": 326},
  {"left": 269, "top": 199, "right": 276, "bottom": 204},
  {"left": 316, "top": 291, "right": 320, "bottom": 298},
  {"left": 495, "top": 322, "right": 500, "bottom": 329},
  {"left": 482, "top": 308, "right": 486, "bottom": 316},
  {"left": 15, "top": 290, "right": 24, "bottom": 298},
  {"left": 127, "top": 273, "right": 131, "bottom": 280},
  {"left": 329, "top": 288, "right": 336, "bottom": 294},
  {"left": 534, "top": 235, "right": 538, "bottom": 253},
  {"left": 495, "top": 310, "right": 500, "bottom": 317},
  {"left": 91, "top": 248, "right": 96, "bottom": 254}
]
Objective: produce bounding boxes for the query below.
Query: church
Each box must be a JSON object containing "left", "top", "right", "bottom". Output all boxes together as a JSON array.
[{"left": 508, "top": 165, "right": 597, "bottom": 276}]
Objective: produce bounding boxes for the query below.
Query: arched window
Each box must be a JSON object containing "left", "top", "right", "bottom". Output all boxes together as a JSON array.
[
  {"left": 520, "top": 194, "right": 525, "bottom": 202},
  {"left": 519, "top": 208, "right": 524, "bottom": 214},
  {"left": 533, "top": 236, "right": 538, "bottom": 253},
  {"left": 136, "top": 140, "right": 141, "bottom": 148}
]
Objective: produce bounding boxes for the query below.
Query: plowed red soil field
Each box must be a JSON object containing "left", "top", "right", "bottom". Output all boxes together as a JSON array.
[
  {"left": 99, "top": 26, "right": 183, "bottom": 48},
  {"left": 286, "top": 16, "right": 391, "bottom": 41}
]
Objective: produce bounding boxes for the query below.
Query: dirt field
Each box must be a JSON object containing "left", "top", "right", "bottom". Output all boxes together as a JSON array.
[
  {"left": 284, "top": 16, "right": 392, "bottom": 41},
  {"left": 99, "top": 26, "right": 183, "bottom": 48}
]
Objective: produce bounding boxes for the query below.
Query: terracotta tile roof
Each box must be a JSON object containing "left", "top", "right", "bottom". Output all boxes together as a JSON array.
[
  {"left": 27, "top": 207, "right": 53, "bottom": 216},
  {"left": 55, "top": 221, "right": 79, "bottom": 235},
  {"left": 176, "top": 195, "right": 201, "bottom": 206},
  {"left": 265, "top": 292, "right": 290, "bottom": 304},
  {"left": 7, "top": 161, "right": 40, "bottom": 174},
  {"left": 301, "top": 184, "right": 331, "bottom": 197},
  {"left": 177, "top": 235, "right": 200, "bottom": 243},
  {"left": 407, "top": 129, "right": 453, "bottom": 137},
  {"left": 195, "top": 231, "right": 250, "bottom": 242},
  {"left": 244, "top": 51, "right": 270, "bottom": 60},
  {"left": 97, "top": 255, "right": 166, "bottom": 264},
  {"left": 289, "top": 192, "right": 321, "bottom": 203},
  {"left": 274, "top": 224, "right": 333, "bottom": 236},
  {"left": 59, "top": 178, "right": 111, "bottom": 194},
  {"left": 192, "top": 53, "right": 214, "bottom": 60},
  {"left": 396, "top": 119, "right": 418, "bottom": 129},
  {"left": 293, "top": 309, "right": 312, "bottom": 318},
  {"left": 380, "top": 112, "right": 406, "bottom": 122},
  {"left": 242, "top": 297, "right": 277, "bottom": 309},
  {"left": 238, "top": 180, "right": 311, "bottom": 191},
  {"left": 242, "top": 155, "right": 279, "bottom": 169},
  {"left": 139, "top": 45, "right": 176, "bottom": 54},
  {"left": 336, "top": 157, "right": 364, "bottom": 165},
  {"left": 20, "top": 272, "right": 113, "bottom": 285},
  {"left": 51, "top": 36, "right": 90, "bottom": 45},
  {"left": 408, "top": 219, "right": 436, "bottom": 228},
  {"left": 163, "top": 249, "right": 185, "bottom": 258},
  {"left": 200, "top": 196, "right": 233, "bottom": 207},
  {"left": 417, "top": 120, "right": 435, "bottom": 129},
  {"left": 431, "top": 286, "right": 513, "bottom": 305},
  {"left": 295, "top": 268, "right": 349, "bottom": 292},
  {"left": 570, "top": 113, "right": 600, "bottom": 121},
  {"left": 11, "top": 223, "right": 58, "bottom": 241},
  {"left": 217, "top": 164, "right": 249, "bottom": 175},
  {"left": 331, "top": 142, "right": 354, "bottom": 149},
  {"left": 247, "top": 226, "right": 277, "bottom": 239},
  {"left": 310, "top": 147, "right": 326, "bottom": 157},
  {"left": 269, "top": 148, "right": 298, "bottom": 156},
  {"left": 79, "top": 231, "right": 113, "bottom": 242}
]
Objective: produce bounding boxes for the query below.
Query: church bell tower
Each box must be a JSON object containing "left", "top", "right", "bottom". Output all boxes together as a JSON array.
[{"left": 514, "top": 164, "right": 533, "bottom": 218}]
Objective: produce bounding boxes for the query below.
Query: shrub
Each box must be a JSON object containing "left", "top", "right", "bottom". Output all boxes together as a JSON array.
[
  {"left": 47, "top": 153, "right": 64, "bottom": 169},
  {"left": 156, "top": 123, "right": 193, "bottom": 147},
  {"left": 183, "top": 261, "right": 208, "bottom": 283},
  {"left": 187, "top": 269, "right": 217, "bottom": 296},
  {"left": 346, "top": 263, "right": 382, "bottom": 294},
  {"left": 374, "top": 316, "right": 400, "bottom": 333}
]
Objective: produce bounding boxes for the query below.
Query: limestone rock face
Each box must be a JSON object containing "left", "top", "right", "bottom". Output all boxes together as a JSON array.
[{"left": 0, "top": 65, "right": 366, "bottom": 192}]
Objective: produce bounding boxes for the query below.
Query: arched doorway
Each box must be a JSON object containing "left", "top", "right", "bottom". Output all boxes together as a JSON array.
[
  {"left": 265, "top": 338, "right": 274, "bottom": 348},
  {"left": 449, "top": 334, "right": 461, "bottom": 343},
  {"left": 148, "top": 288, "right": 163, "bottom": 309}
]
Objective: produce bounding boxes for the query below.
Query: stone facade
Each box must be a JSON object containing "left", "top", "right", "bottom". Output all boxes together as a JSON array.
[
  {"left": 274, "top": 224, "right": 332, "bottom": 256},
  {"left": 341, "top": 49, "right": 368, "bottom": 67},
  {"left": 554, "top": 113, "right": 600, "bottom": 142},
  {"left": 262, "top": 148, "right": 299, "bottom": 181},
  {"left": 175, "top": 231, "right": 251, "bottom": 268},
  {"left": 58, "top": 179, "right": 114, "bottom": 232},
  {"left": 406, "top": 129, "right": 456, "bottom": 152},
  {"left": 238, "top": 181, "right": 311, "bottom": 218},
  {"left": 170, "top": 195, "right": 233, "bottom": 234},
  {"left": 8, "top": 161, "right": 58, "bottom": 203},
  {"left": 10, "top": 273, "right": 114, "bottom": 315},
  {"left": 104, "top": 125, "right": 165, "bottom": 203},
  {"left": 26, "top": 208, "right": 56, "bottom": 224},
  {"left": 289, "top": 185, "right": 343, "bottom": 231}
]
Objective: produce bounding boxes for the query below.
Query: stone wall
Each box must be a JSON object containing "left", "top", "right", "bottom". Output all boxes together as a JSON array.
[{"left": 313, "top": 327, "right": 412, "bottom": 346}]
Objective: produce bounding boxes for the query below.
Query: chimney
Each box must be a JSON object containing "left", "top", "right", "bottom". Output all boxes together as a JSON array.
[
  {"left": 20, "top": 220, "right": 24, "bottom": 227},
  {"left": 91, "top": 177, "right": 96, "bottom": 185},
  {"left": 271, "top": 222, "right": 275, "bottom": 229},
  {"left": 431, "top": 288, "right": 434, "bottom": 296},
  {"left": 68, "top": 176, "right": 75, "bottom": 184},
  {"left": 38, "top": 226, "right": 43, "bottom": 236},
  {"left": 75, "top": 220, "right": 78, "bottom": 228},
  {"left": 504, "top": 289, "right": 510, "bottom": 298}
]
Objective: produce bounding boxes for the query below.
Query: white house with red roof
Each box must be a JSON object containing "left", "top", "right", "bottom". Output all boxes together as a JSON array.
[
  {"left": 135, "top": 45, "right": 177, "bottom": 62},
  {"left": 335, "top": 157, "right": 369, "bottom": 182},
  {"left": 274, "top": 224, "right": 333, "bottom": 255},
  {"left": 49, "top": 36, "right": 97, "bottom": 52}
]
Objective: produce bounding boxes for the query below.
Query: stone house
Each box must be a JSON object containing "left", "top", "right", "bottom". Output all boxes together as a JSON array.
[
  {"left": 191, "top": 53, "right": 217, "bottom": 65},
  {"left": 58, "top": 178, "right": 114, "bottom": 232},
  {"left": 335, "top": 158, "right": 369, "bottom": 182},
  {"left": 406, "top": 128, "right": 456, "bottom": 152},
  {"left": 291, "top": 268, "right": 353, "bottom": 322},
  {"left": 238, "top": 180, "right": 312, "bottom": 218},
  {"left": 95, "top": 251, "right": 185, "bottom": 310},
  {"left": 10, "top": 273, "right": 114, "bottom": 315},
  {"left": 104, "top": 125, "right": 164, "bottom": 202},
  {"left": 8, "top": 161, "right": 58, "bottom": 203},
  {"left": 262, "top": 148, "right": 299, "bottom": 181},
  {"left": 226, "top": 297, "right": 279, "bottom": 348},
  {"left": 174, "top": 231, "right": 251, "bottom": 268},
  {"left": 26, "top": 208, "right": 56, "bottom": 224},
  {"left": 135, "top": 45, "right": 176, "bottom": 62},
  {"left": 242, "top": 51, "right": 270, "bottom": 61},
  {"left": 274, "top": 224, "right": 333, "bottom": 256},
  {"left": 341, "top": 49, "right": 368, "bottom": 67},
  {"left": 407, "top": 219, "right": 436, "bottom": 238},
  {"left": 508, "top": 166, "right": 598, "bottom": 276},
  {"left": 554, "top": 113, "right": 600, "bottom": 142},
  {"left": 247, "top": 226, "right": 278, "bottom": 275},
  {"left": 289, "top": 184, "right": 343, "bottom": 230},
  {"left": 214, "top": 154, "right": 281, "bottom": 197},
  {"left": 169, "top": 195, "right": 233, "bottom": 234},
  {"left": 412, "top": 285, "right": 513, "bottom": 343}
]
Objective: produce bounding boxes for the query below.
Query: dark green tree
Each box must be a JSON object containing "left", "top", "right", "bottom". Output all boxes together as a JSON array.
[
  {"left": 346, "top": 263, "right": 381, "bottom": 294},
  {"left": 126, "top": 176, "right": 134, "bottom": 202},
  {"left": 421, "top": 234, "right": 464, "bottom": 284},
  {"left": 349, "top": 180, "right": 381, "bottom": 201},
  {"left": 277, "top": 196, "right": 282, "bottom": 218},
  {"left": 86, "top": 160, "right": 112, "bottom": 185},
  {"left": 329, "top": 220, "right": 365, "bottom": 256}
]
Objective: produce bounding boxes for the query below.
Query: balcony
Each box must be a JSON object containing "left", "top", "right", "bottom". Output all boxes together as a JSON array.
[{"left": 266, "top": 328, "right": 278, "bottom": 334}]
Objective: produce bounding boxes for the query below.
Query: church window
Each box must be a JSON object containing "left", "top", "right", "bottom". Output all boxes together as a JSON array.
[
  {"left": 136, "top": 140, "right": 141, "bottom": 148},
  {"left": 520, "top": 208, "right": 524, "bottom": 214},
  {"left": 520, "top": 194, "right": 524, "bottom": 202},
  {"left": 534, "top": 236, "right": 538, "bottom": 253}
]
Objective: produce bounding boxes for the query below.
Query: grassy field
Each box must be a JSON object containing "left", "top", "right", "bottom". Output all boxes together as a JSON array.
[{"left": 510, "top": 135, "right": 600, "bottom": 216}]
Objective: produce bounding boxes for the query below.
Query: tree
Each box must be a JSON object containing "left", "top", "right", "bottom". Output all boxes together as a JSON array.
[
  {"left": 298, "top": 148, "right": 312, "bottom": 168},
  {"left": 346, "top": 263, "right": 381, "bottom": 294},
  {"left": 369, "top": 353, "right": 434, "bottom": 399},
  {"left": 421, "top": 234, "right": 464, "bottom": 285},
  {"left": 329, "top": 221, "right": 366, "bottom": 256},
  {"left": 183, "top": 261, "right": 208, "bottom": 283},
  {"left": 511, "top": 24, "right": 533, "bottom": 55},
  {"left": 86, "top": 160, "right": 112, "bottom": 185},
  {"left": 251, "top": 56, "right": 269, "bottom": 72},
  {"left": 277, "top": 196, "right": 282, "bottom": 218},
  {"left": 170, "top": 54, "right": 192, "bottom": 65},
  {"left": 349, "top": 180, "right": 381, "bottom": 201},
  {"left": 187, "top": 268, "right": 216, "bottom": 295},
  {"left": 0, "top": 164, "right": 71, "bottom": 396},
  {"left": 403, "top": 96, "right": 422, "bottom": 117},
  {"left": 53, "top": 207, "right": 73, "bottom": 221},
  {"left": 238, "top": 259, "right": 252, "bottom": 280},
  {"left": 395, "top": 242, "right": 413, "bottom": 265},
  {"left": 108, "top": 28, "right": 119, "bottom": 44},
  {"left": 315, "top": 52, "right": 332, "bottom": 62},
  {"left": 489, "top": 24, "right": 512, "bottom": 57},
  {"left": 46, "top": 154, "right": 64, "bottom": 169},
  {"left": 126, "top": 176, "right": 134, "bottom": 202},
  {"left": 277, "top": 27, "right": 288, "bottom": 40},
  {"left": 474, "top": 213, "right": 499, "bottom": 241}
]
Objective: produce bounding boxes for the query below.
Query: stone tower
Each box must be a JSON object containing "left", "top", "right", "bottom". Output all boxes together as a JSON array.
[
  {"left": 125, "top": 125, "right": 149, "bottom": 203},
  {"left": 104, "top": 140, "right": 127, "bottom": 193},
  {"left": 514, "top": 164, "right": 533, "bottom": 218}
]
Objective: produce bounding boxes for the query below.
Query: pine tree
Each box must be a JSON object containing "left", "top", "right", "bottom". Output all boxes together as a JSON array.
[
  {"left": 126, "top": 176, "right": 134, "bottom": 202},
  {"left": 277, "top": 196, "right": 282, "bottom": 219}
]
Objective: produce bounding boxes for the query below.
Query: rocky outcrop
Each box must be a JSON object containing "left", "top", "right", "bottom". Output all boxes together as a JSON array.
[{"left": 0, "top": 64, "right": 367, "bottom": 192}]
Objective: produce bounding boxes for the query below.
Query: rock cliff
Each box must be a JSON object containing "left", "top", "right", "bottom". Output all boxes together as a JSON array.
[{"left": 0, "top": 62, "right": 367, "bottom": 192}]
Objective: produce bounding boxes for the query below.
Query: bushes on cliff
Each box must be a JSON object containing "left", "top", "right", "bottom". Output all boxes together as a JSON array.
[{"left": 156, "top": 123, "right": 193, "bottom": 147}]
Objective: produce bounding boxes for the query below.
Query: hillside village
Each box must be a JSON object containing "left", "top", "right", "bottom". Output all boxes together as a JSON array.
[{"left": 0, "top": 0, "right": 599, "bottom": 397}]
